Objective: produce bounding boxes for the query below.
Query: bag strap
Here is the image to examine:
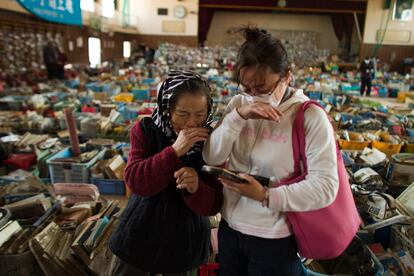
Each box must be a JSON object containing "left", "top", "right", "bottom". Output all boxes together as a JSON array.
[{"left": 292, "top": 100, "right": 326, "bottom": 175}]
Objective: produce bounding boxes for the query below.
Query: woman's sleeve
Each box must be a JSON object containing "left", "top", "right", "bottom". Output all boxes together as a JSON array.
[
  {"left": 124, "top": 122, "right": 183, "bottom": 197},
  {"left": 268, "top": 106, "right": 340, "bottom": 212},
  {"left": 203, "top": 96, "right": 247, "bottom": 165}
]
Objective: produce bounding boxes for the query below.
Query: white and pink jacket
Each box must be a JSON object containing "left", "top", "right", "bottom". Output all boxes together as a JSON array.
[{"left": 202, "top": 89, "right": 339, "bottom": 239}]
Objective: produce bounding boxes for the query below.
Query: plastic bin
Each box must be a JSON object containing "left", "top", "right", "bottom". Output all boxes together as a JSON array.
[
  {"left": 307, "top": 91, "right": 322, "bottom": 100},
  {"left": 47, "top": 148, "right": 106, "bottom": 183},
  {"left": 91, "top": 178, "right": 125, "bottom": 195},
  {"left": 305, "top": 241, "right": 384, "bottom": 276},
  {"left": 114, "top": 93, "right": 134, "bottom": 103},
  {"left": 338, "top": 139, "right": 371, "bottom": 151},
  {"left": 322, "top": 94, "right": 336, "bottom": 105},
  {"left": 132, "top": 88, "right": 150, "bottom": 101},
  {"left": 85, "top": 82, "right": 103, "bottom": 92},
  {"left": 372, "top": 141, "right": 402, "bottom": 158},
  {"left": 199, "top": 263, "right": 219, "bottom": 276},
  {"left": 378, "top": 87, "right": 388, "bottom": 98},
  {"left": 402, "top": 142, "right": 414, "bottom": 153}
]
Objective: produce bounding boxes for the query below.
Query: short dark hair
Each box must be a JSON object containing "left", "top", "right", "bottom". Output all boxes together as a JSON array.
[
  {"left": 233, "top": 26, "right": 291, "bottom": 83},
  {"left": 169, "top": 78, "right": 212, "bottom": 111}
]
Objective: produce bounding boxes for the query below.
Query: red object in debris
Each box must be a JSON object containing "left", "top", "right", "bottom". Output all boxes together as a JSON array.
[
  {"left": 64, "top": 108, "right": 81, "bottom": 156},
  {"left": 137, "top": 107, "right": 154, "bottom": 115},
  {"left": 81, "top": 105, "right": 96, "bottom": 113},
  {"left": 221, "top": 90, "right": 229, "bottom": 96},
  {"left": 43, "top": 107, "right": 55, "bottom": 118},
  {"left": 4, "top": 154, "right": 36, "bottom": 170},
  {"left": 199, "top": 263, "right": 219, "bottom": 276}
]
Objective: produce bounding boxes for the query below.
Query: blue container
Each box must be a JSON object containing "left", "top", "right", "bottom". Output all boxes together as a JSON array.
[
  {"left": 307, "top": 91, "right": 322, "bottom": 100},
  {"left": 142, "top": 78, "right": 154, "bottom": 85},
  {"left": 407, "top": 128, "right": 414, "bottom": 138},
  {"left": 85, "top": 82, "right": 103, "bottom": 92},
  {"left": 322, "top": 94, "right": 336, "bottom": 105},
  {"left": 46, "top": 148, "right": 106, "bottom": 183},
  {"left": 304, "top": 77, "right": 314, "bottom": 84},
  {"left": 91, "top": 178, "right": 125, "bottom": 195},
  {"left": 132, "top": 88, "right": 150, "bottom": 101},
  {"left": 118, "top": 105, "right": 138, "bottom": 121},
  {"left": 65, "top": 79, "right": 80, "bottom": 89},
  {"left": 341, "top": 114, "right": 363, "bottom": 124},
  {"left": 378, "top": 87, "right": 388, "bottom": 97}
]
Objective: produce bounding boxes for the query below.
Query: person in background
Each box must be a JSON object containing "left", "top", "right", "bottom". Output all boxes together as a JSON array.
[
  {"left": 109, "top": 71, "right": 223, "bottom": 276},
  {"left": 360, "top": 56, "right": 374, "bottom": 96},
  {"left": 325, "top": 54, "right": 339, "bottom": 75},
  {"left": 43, "top": 41, "right": 58, "bottom": 80},
  {"left": 56, "top": 46, "right": 67, "bottom": 80},
  {"left": 203, "top": 27, "right": 339, "bottom": 275}
]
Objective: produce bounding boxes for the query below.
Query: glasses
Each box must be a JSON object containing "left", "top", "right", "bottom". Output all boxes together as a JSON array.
[{"left": 236, "top": 78, "right": 282, "bottom": 98}]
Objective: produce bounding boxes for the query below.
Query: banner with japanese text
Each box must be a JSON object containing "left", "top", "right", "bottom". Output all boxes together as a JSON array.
[{"left": 17, "top": 0, "right": 82, "bottom": 25}]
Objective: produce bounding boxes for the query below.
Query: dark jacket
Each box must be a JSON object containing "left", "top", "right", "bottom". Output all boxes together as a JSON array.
[
  {"left": 43, "top": 44, "right": 57, "bottom": 65},
  {"left": 109, "top": 118, "right": 222, "bottom": 273},
  {"left": 360, "top": 60, "right": 374, "bottom": 79}
]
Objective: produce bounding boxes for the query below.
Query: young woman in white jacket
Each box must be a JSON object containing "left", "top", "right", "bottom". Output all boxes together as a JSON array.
[{"left": 202, "top": 27, "right": 339, "bottom": 276}]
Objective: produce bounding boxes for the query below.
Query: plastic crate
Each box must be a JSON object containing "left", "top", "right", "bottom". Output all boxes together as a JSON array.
[
  {"left": 378, "top": 87, "right": 388, "bottom": 97},
  {"left": 372, "top": 141, "right": 403, "bottom": 158},
  {"left": 47, "top": 148, "right": 106, "bottom": 184},
  {"left": 142, "top": 78, "right": 154, "bottom": 85},
  {"left": 199, "top": 263, "right": 219, "bottom": 276},
  {"left": 132, "top": 88, "right": 150, "bottom": 101},
  {"left": 91, "top": 178, "right": 125, "bottom": 195},
  {"left": 85, "top": 82, "right": 103, "bottom": 92},
  {"left": 338, "top": 139, "right": 371, "bottom": 151},
  {"left": 307, "top": 91, "right": 322, "bottom": 100},
  {"left": 402, "top": 142, "right": 414, "bottom": 153},
  {"left": 322, "top": 94, "right": 336, "bottom": 105}
]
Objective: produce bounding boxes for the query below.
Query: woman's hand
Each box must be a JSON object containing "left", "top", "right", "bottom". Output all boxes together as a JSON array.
[
  {"left": 172, "top": 128, "right": 210, "bottom": 157},
  {"left": 236, "top": 102, "right": 283, "bottom": 121},
  {"left": 219, "top": 173, "right": 266, "bottom": 202},
  {"left": 175, "top": 167, "right": 199, "bottom": 194}
]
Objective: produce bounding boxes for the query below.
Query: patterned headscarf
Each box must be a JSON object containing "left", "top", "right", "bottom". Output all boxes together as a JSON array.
[{"left": 151, "top": 70, "right": 214, "bottom": 143}]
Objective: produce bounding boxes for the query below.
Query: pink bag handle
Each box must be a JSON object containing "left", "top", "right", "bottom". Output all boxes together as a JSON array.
[{"left": 291, "top": 101, "right": 326, "bottom": 175}]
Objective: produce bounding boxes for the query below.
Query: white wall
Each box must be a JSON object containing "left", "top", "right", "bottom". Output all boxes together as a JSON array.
[
  {"left": 205, "top": 11, "right": 339, "bottom": 52},
  {"left": 130, "top": 0, "right": 199, "bottom": 36},
  {"left": 363, "top": 0, "right": 414, "bottom": 45}
]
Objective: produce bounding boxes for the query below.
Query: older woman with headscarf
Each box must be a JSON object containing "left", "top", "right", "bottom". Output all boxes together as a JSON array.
[{"left": 109, "top": 71, "right": 223, "bottom": 276}]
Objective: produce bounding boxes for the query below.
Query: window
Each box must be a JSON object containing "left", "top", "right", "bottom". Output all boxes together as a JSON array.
[
  {"left": 123, "top": 41, "right": 131, "bottom": 58},
  {"left": 88, "top": 37, "right": 101, "bottom": 68},
  {"left": 102, "top": 0, "right": 115, "bottom": 17},
  {"left": 80, "top": 0, "right": 94, "bottom": 12}
]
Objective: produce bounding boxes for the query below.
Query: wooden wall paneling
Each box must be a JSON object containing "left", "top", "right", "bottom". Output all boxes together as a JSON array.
[
  {"left": 360, "top": 43, "right": 414, "bottom": 73},
  {"left": 135, "top": 35, "right": 198, "bottom": 48}
]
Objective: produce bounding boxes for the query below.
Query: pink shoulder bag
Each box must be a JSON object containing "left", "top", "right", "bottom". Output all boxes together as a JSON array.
[{"left": 278, "top": 100, "right": 361, "bottom": 260}]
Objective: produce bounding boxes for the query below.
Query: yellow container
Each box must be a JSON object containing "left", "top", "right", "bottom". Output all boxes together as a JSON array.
[
  {"left": 397, "top": 92, "right": 409, "bottom": 103},
  {"left": 114, "top": 93, "right": 134, "bottom": 103},
  {"left": 372, "top": 140, "right": 403, "bottom": 158},
  {"left": 402, "top": 143, "right": 414, "bottom": 153},
  {"left": 338, "top": 139, "right": 371, "bottom": 151}
]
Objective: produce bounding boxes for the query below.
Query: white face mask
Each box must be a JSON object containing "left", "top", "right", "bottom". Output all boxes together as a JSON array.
[{"left": 245, "top": 93, "right": 281, "bottom": 108}]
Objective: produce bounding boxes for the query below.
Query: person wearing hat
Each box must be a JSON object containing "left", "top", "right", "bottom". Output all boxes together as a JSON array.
[{"left": 109, "top": 71, "right": 223, "bottom": 276}]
